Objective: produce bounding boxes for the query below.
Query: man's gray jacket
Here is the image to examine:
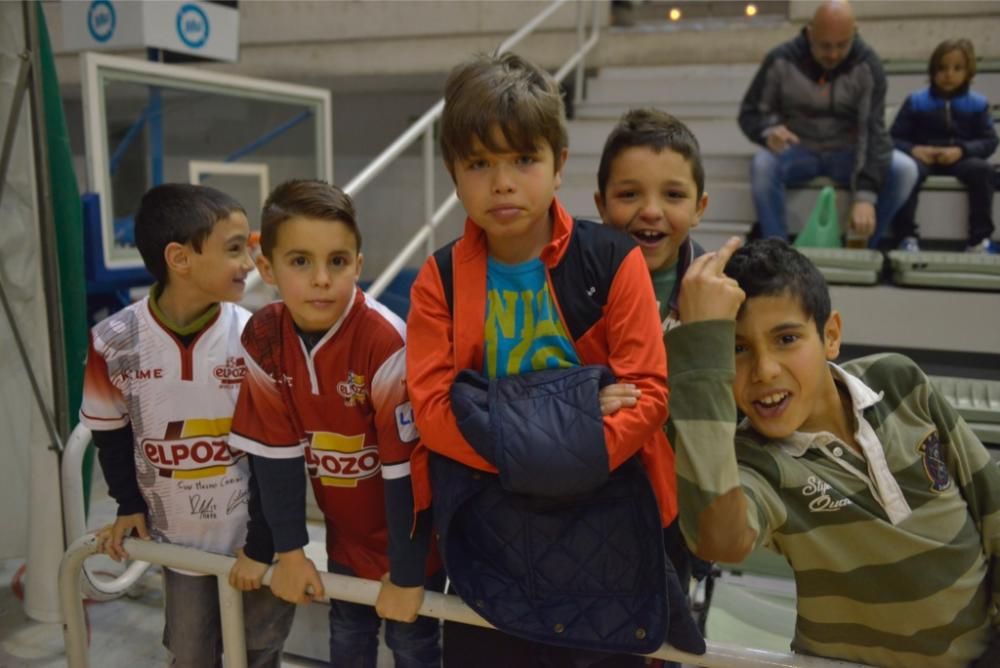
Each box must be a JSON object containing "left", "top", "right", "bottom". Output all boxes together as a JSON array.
[{"left": 738, "top": 28, "right": 892, "bottom": 203}]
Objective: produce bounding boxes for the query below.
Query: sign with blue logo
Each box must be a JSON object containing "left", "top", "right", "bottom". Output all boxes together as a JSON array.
[
  {"left": 176, "top": 4, "right": 210, "bottom": 49},
  {"left": 59, "top": 1, "right": 238, "bottom": 62},
  {"left": 86, "top": 0, "right": 116, "bottom": 43}
]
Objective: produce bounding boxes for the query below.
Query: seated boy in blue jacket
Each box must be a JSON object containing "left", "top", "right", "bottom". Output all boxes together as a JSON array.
[{"left": 890, "top": 38, "right": 998, "bottom": 253}]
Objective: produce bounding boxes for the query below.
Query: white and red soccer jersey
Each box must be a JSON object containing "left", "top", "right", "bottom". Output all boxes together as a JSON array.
[
  {"left": 230, "top": 289, "right": 420, "bottom": 579},
  {"left": 80, "top": 299, "right": 252, "bottom": 559}
]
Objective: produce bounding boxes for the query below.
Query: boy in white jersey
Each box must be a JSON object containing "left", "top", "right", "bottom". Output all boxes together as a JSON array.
[{"left": 81, "top": 184, "right": 294, "bottom": 668}]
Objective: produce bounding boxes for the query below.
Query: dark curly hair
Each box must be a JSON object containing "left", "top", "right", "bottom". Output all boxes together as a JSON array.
[{"left": 724, "top": 239, "right": 831, "bottom": 338}]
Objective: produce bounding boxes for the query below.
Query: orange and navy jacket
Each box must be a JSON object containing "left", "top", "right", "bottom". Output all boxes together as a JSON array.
[{"left": 406, "top": 199, "right": 676, "bottom": 527}]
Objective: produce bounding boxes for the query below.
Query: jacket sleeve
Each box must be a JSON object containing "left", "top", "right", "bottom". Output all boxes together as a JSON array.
[
  {"left": 407, "top": 256, "right": 495, "bottom": 472},
  {"left": 924, "top": 372, "right": 1000, "bottom": 629},
  {"left": 242, "top": 454, "right": 276, "bottom": 564},
  {"left": 665, "top": 321, "right": 780, "bottom": 561},
  {"left": 960, "top": 104, "right": 999, "bottom": 159},
  {"left": 738, "top": 51, "right": 783, "bottom": 145},
  {"left": 92, "top": 425, "right": 148, "bottom": 517},
  {"left": 890, "top": 95, "right": 917, "bottom": 155},
  {"left": 853, "top": 57, "right": 893, "bottom": 200},
  {"left": 601, "top": 247, "right": 669, "bottom": 470},
  {"left": 370, "top": 343, "right": 431, "bottom": 587}
]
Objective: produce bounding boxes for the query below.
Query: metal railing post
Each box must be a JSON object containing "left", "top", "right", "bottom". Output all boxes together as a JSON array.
[
  {"left": 218, "top": 576, "right": 248, "bottom": 668},
  {"left": 423, "top": 125, "right": 436, "bottom": 257},
  {"left": 574, "top": 0, "right": 585, "bottom": 108}
]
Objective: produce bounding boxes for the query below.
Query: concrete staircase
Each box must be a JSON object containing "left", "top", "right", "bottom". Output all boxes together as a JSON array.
[
  {"left": 560, "top": 63, "right": 1000, "bottom": 249},
  {"left": 558, "top": 62, "right": 1000, "bottom": 361}
]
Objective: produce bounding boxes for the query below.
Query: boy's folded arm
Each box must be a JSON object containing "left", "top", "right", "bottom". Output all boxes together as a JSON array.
[
  {"left": 407, "top": 260, "right": 496, "bottom": 472},
  {"left": 600, "top": 249, "right": 669, "bottom": 470},
  {"left": 667, "top": 321, "right": 761, "bottom": 563},
  {"left": 452, "top": 367, "right": 612, "bottom": 497},
  {"left": 92, "top": 425, "right": 149, "bottom": 517}
]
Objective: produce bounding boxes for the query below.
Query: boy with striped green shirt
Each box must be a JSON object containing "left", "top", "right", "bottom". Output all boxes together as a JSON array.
[{"left": 666, "top": 237, "right": 1000, "bottom": 667}]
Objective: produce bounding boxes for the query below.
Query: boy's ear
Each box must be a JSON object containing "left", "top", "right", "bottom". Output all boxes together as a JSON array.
[
  {"left": 164, "top": 241, "right": 191, "bottom": 278},
  {"left": 354, "top": 252, "right": 364, "bottom": 280},
  {"left": 553, "top": 147, "right": 569, "bottom": 190},
  {"left": 823, "top": 310, "right": 843, "bottom": 361},
  {"left": 593, "top": 191, "right": 607, "bottom": 223},
  {"left": 693, "top": 191, "right": 709, "bottom": 228},
  {"left": 255, "top": 254, "right": 277, "bottom": 286}
]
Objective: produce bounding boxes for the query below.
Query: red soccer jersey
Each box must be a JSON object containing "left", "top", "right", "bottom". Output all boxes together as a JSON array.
[{"left": 230, "top": 289, "right": 429, "bottom": 579}]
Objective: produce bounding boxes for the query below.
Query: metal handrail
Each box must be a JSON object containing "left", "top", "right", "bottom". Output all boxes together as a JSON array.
[
  {"left": 60, "top": 535, "right": 867, "bottom": 668},
  {"left": 243, "top": 0, "right": 601, "bottom": 300},
  {"left": 365, "top": 0, "right": 600, "bottom": 298},
  {"left": 60, "top": 423, "right": 151, "bottom": 601}
]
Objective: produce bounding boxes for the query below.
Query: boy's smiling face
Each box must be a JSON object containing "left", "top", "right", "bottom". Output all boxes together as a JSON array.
[
  {"left": 452, "top": 125, "right": 567, "bottom": 264},
  {"left": 186, "top": 211, "right": 255, "bottom": 304},
  {"left": 257, "top": 216, "right": 362, "bottom": 334},
  {"left": 595, "top": 146, "right": 707, "bottom": 272},
  {"left": 733, "top": 292, "right": 844, "bottom": 440}
]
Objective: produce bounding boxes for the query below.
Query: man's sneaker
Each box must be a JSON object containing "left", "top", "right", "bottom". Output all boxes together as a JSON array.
[
  {"left": 965, "top": 239, "right": 999, "bottom": 254},
  {"left": 897, "top": 236, "right": 921, "bottom": 252}
]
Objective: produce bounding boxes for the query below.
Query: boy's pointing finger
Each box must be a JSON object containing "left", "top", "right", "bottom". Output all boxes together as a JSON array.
[{"left": 710, "top": 236, "right": 742, "bottom": 273}]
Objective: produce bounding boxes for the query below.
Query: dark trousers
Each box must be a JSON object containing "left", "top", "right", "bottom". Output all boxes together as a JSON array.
[
  {"left": 891, "top": 156, "right": 995, "bottom": 245},
  {"left": 442, "top": 621, "right": 646, "bottom": 668},
  {"left": 327, "top": 561, "right": 444, "bottom": 668}
]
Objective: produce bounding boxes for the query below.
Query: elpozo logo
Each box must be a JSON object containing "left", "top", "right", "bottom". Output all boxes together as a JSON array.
[
  {"left": 305, "top": 432, "right": 379, "bottom": 488},
  {"left": 141, "top": 418, "right": 243, "bottom": 479},
  {"left": 87, "top": 0, "right": 116, "bottom": 43},
  {"left": 176, "top": 3, "right": 210, "bottom": 49}
]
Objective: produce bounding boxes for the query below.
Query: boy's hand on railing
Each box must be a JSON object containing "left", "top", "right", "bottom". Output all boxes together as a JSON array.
[
  {"left": 375, "top": 573, "right": 425, "bottom": 623},
  {"left": 598, "top": 383, "right": 640, "bottom": 416},
  {"left": 97, "top": 513, "right": 150, "bottom": 562},
  {"left": 271, "top": 548, "right": 326, "bottom": 604},
  {"left": 228, "top": 548, "right": 269, "bottom": 591},
  {"left": 678, "top": 236, "right": 745, "bottom": 324}
]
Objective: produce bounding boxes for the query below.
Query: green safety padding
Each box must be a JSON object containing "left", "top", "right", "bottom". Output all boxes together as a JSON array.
[{"left": 37, "top": 4, "right": 93, "bottom": 509}]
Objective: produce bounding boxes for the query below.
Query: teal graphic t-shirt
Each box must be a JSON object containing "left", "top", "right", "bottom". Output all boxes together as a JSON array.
[{"left": 483, "top": 256, "right": 580, "bottom": 378}]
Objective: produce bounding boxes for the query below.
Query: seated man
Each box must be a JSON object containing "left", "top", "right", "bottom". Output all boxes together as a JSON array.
[
  {"left": 739, "top": 0, "right": 918, "bottom": 247},
  {"left": 668, "top": 236, "right": 1000, "bottom": 667}
]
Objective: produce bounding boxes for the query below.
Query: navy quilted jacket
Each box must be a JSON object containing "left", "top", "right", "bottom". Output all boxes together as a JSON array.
[
  {"left": 433, "top": 365, "right": 705, "bottom": 656},
  {"left": 891, "top": 86, "right": 998, "bottom": 159}
]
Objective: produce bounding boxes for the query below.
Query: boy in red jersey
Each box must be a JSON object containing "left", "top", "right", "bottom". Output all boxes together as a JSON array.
[{"left": 228, "top": 180, "right": 440, "bottom": 667}]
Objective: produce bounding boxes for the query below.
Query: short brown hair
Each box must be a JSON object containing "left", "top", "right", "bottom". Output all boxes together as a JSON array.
[
  {"left": 929, "top": 38, "right": 977, "bottom": 84},
  {"left": 597, "top": 108, "right": 705, "bottom": 199},
  {"left": 260, "top": 180, "right": 360, "bottom": 258},
  {"left": 135, "top": 183, "right": 245, "bottom": 285},
  {"left": 440, "top": 52, "right": 567, "bottom": 176}
]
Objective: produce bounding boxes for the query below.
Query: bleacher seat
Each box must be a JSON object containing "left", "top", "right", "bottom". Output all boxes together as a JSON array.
[
  {"left": 930, "top": 375, "right": 1000, "bottom": 447},
  {"left": 797, "top": 247, "right": 884, "bottom": 285},
  {"left": 888, "top": 250, "right": 1000, "bottom": 291}
]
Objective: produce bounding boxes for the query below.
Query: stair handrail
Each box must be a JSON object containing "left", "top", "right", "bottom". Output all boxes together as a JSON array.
[
  {"left": 60, "top": 534, "right": 870, "bottom": 668},
  {"left": 243, "top": 0, "right": 601, "bottom": 301}
]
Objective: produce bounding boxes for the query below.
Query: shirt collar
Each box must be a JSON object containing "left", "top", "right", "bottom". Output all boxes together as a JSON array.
[{"left": 765, "top": 362, "right": 883, "bottom": 457}]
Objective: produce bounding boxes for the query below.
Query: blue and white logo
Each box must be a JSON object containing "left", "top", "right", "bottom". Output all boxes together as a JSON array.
[
  {"left": 87, "top": 0, "right": 116, "bottom": 43},
  {"left": 176, "top": 3, "right": 210, "bottom": 49}
]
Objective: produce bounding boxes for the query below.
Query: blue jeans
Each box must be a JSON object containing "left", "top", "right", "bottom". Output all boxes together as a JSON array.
[
  {"left": 327, "top": 560, "right": 444, "bottom": 668},
  {"left": 162, "top": 568, "right": 295, "bottom": 668},
  {"left": 750, "top": 145, "right": 918, "bottom": 247}
]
